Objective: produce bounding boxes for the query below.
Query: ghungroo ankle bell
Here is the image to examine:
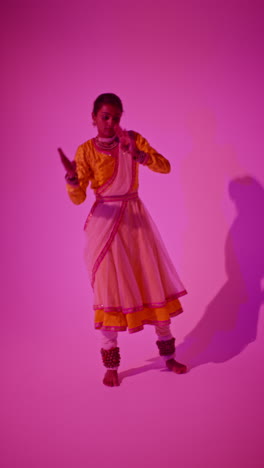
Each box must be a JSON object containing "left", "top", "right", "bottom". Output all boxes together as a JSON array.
[
  {"left": 101, "top": 347, "right": 121, "bottom": 368},
  {"left": 156, "top": 338, "right": 175, "bottom": 356}
]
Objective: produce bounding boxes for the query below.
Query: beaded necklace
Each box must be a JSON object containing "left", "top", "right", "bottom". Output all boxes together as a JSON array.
[{"left": 95, "top": 135, "right": 119, "bottom": 150}]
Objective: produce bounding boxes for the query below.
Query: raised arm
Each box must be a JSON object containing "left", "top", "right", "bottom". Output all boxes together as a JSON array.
[
  {"left": 134, "top": 132, "right": 171, "bottom": 174},
  {"left": 58, "top": 145, "right": 92, "bottom": 205}
]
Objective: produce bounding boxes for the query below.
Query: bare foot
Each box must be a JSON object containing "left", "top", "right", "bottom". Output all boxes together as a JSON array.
[
  {"left": 166, "top": 358, "right": 187, "bottom": 374},
  {"left": 103, "top": 369, "right": 120, "bottom": 387}
]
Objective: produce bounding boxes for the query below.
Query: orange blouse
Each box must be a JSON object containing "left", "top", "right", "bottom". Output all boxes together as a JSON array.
[{"left": 66, "top": 132, "right": 170, "bottom": 205}]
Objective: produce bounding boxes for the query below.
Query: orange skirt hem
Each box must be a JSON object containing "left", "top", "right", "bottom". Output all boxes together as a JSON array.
[{"left": 94, "top": 297, "right": 184, "bottom": 334}]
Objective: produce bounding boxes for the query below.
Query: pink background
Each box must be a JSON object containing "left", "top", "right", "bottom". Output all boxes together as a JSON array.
[{"left": 1, "top": 1, "right": 264, "bottom": 467}]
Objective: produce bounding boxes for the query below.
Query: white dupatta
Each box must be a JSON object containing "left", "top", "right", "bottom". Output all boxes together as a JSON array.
[{"left": 84, "top": 146, "right": 137, "bottom": 287}]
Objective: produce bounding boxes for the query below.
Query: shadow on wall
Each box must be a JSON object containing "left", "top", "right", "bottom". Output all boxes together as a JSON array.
[{"left": 177, "top": 176, "right": 264, "bottom": 369}]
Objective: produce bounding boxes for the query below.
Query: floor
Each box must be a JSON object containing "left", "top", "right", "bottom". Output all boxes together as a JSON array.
[{"left": 2, "top": 300, "right": 264, "bottom": 468}]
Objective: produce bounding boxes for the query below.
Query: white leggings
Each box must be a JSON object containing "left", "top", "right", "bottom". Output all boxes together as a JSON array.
[{"left": 101, "top": 324, "right": 175, "bottom": 369}]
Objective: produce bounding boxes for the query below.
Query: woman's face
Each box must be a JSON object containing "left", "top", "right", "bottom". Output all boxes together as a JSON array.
[{"left": 92, "top": 104, "right": 122, "bottom": 138}]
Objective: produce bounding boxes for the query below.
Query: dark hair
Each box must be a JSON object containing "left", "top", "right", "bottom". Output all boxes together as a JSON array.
[{"left": 93, "top": 93, "right": 123, "bottom": 115}]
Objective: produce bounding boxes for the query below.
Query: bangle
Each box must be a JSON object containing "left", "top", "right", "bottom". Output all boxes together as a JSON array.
[
  {"left": 65, "top": 172, "right": 79, "bottom": 186},
  {"left": 133, "top": 150, "right": 148, "bottom": 165}
]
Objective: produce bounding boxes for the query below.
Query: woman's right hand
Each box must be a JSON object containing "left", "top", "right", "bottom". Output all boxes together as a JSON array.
[{"left": 58, "top": 148, "right": 76, "bottom": 176}]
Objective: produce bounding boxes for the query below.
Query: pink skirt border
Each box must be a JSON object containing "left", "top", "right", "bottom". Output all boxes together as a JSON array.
[{"left": 93, "top": 290, "right": 187, "bottom": 313}]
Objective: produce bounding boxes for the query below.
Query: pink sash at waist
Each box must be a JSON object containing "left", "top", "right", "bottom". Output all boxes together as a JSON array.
[{"left": 96, "top": 192, "right": 139, "bottom": 203}]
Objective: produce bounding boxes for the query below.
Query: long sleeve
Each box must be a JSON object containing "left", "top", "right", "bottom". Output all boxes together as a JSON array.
[
  {"left": 135, "top": 132, "right": 171, "bottom": 174},
  {"left": 66, "top": 144, "right": 93, "bottom": 205}
]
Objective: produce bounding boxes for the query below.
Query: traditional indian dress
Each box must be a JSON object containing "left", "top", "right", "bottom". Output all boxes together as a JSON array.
[{"left": 66, "top": 131, "right": 187, "bottom": 336}]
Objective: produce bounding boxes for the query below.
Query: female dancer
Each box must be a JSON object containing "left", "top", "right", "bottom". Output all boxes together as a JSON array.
[{"left": 59, "top": 93, "right": 187, "bottom": 386}]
